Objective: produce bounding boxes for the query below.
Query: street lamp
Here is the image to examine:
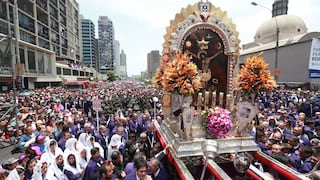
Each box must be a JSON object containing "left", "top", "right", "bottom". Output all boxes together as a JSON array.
[
  {"left": 152, "top": 96, "right": 159, "bottom": 120},
  {"left": 251, "top": 2, "right": 280, "bottom": 83}
]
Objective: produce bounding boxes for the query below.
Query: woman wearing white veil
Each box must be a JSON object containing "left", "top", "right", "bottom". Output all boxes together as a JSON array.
[
  {"left": 7, "top": 166, "right": 24, "bottom": 180},
  {"left": 40, "top": 139, "right": 63, "bottom": 167},
  {"left": 77, "top": 145, "right": 88, "bottom": 169},
  {"left": 86, "top": 135, "right": 105, "bottom": 159},
  {"left": 33, "top": 160, "right": 56, "bottom": 180},
  {"left": 63, "top": 151, "right": 83, "bottom": 180},
  {"left": 77, "top": 133, "right": 91, "bottom": 161},
  {"left": 64, "top": 138, "right": 79, "bottom": 155},
  {"left": 48, "top": 152, "right": 68, "bottom": 180}
]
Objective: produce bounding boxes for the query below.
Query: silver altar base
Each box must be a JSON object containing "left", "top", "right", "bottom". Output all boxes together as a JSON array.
[{"left": 157, "top": 119, "right": 258, "bottom": 158}]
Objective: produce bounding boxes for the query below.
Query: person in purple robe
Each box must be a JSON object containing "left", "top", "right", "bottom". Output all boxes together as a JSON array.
[
  {"left": 129, "top": 113, "right": 143, "bottom": 137},
  {"left": 123, "top": 157, "right": 151, "bottom": 180},
  {"left": 83, "top": 147, "right": 104, "bottom": 180},
  {"left": 58, "top": 131, "right": 71, "bottom": 151}
]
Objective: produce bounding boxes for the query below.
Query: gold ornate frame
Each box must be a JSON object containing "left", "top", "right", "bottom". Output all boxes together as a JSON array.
[{"left": 162, "top": 2, "right": 240, "bottom": 98}]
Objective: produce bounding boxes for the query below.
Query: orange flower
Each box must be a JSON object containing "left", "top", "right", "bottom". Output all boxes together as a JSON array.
[
  {"left": 235, "top": 53, "right": 276, "bottom": 93},
  {"left": 153, "top": 51, "right": 201, "bottom": 95}
]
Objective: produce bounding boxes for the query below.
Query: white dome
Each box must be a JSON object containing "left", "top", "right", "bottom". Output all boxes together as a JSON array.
[{"left": 254, "top": 15, "right": 307, "bottom": 44}]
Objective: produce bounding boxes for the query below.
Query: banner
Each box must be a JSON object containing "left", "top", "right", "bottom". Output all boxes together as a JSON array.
[{"left": 309, "top": 38, "right": 320, "bottom": 78}]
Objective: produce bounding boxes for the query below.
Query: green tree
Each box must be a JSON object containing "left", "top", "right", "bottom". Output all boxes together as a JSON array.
[{"left": 107, "top": 71, "right": 116, "bottom": 81}]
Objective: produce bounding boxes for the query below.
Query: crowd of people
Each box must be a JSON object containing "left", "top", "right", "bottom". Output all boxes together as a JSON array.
[
  {"left": 253, "top": 89, "right": 320, "bottom": 179},
  {"left": 2, "top": 80, "right": 320, "bottom": 179},
  {"left": 0, "top": 81, "right": 171, "bottom": 180}
]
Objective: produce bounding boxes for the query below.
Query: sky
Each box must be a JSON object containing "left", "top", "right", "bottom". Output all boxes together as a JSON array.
[{"left": 76, "top": 0, "right": 320, "bottom": 76}]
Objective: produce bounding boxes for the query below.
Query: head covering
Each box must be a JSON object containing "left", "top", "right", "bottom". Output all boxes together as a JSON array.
[
  {"left": 3, "top": 158, "right": 18, "bottom": 166},
  {"left": 36, "top": 135, "right": 45, "bottom": 141},
  {"left": 0, "top": 167, "right": 9, "bottom": 176},
  {"left": 78, "top": 133, "right": 91, "bottom": 161},
  {"left": 40, "top": 139, "right": 63, "bottom": 166},
  {"left": 33, "top": 160, "right": 55, "bottom": 180},
  {"left": 109, "top": 134, "right": 122, "bottom": 147},
  {"left": 49, "top": 151, "right": 67, "bottom": 180},
  {"left": 78, "top": 133, "right": 89, "bottom": 148},
  {"left": 63, "top": 151, "right": 82, "bottom": 176},
  {"left": 65, "top": 138, "right": 78, "bottom": 153}
]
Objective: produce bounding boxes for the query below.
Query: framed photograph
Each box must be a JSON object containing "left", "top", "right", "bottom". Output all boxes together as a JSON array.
[
  {"left": 235, "top": 102, "right": 258, "bottom": 132},
  {"left": 162, "top": 93, "right": 171, "bottom": 107}
]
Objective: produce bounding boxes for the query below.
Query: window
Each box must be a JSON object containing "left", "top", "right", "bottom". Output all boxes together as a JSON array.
[
  {"left": 56, "top": 67, "right": 61, "bottom": 74},
  {"left": 63, "top": 68, "right": 71, "bottom": 75},
  {"left": 28, "top": 50, "right": 36, "bottom": 70},
  {"left": 19, "top": 48, "right": 25, "bottom": 65},
  {"left": 38, "top": 53, "right": 45, "bottom": 74}
]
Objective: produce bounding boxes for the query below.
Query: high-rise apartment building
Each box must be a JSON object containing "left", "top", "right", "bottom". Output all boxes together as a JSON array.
[
  {"left": 120, "top": 49, "right": 127, "bottom": 77},
  {"left": 147, "top": 50, "right": 160, "bottom": 78},
  {"left": 114, "top": 40, "right": 120, "bottom": 76},
  {"left": 81, "top": 18, "right": 97, "bottom": 69},
  {"left": 0, "top": 0, "right": 92, "bottom": 90},
  {"left": 98, "top": 16, "right": 114, "bottom": 74}
]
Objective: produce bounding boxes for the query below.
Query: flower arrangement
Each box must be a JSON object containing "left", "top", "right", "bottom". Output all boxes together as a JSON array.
[
  {"left": 152, "top": 53, "right": 170, "bottom": 89},
  {"left": 235, "top": 53, "right": 276, "bottom": 93},
  {"left": 203, "top": 107, "right": 232, "bottom": 138},
  {"left": 154, "top": 51, "right": 201, "bottom": 95}
]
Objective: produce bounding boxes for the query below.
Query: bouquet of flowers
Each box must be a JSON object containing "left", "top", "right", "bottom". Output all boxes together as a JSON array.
[
  {"left": 157, "top": 51, "right": 201, "bottom": 96},
  {"left": 235, "top": 53, "right": 276, "bottom": 93},
  {"left": 152, "top": 53, "right": 170, "bottom": 89},
  {"left": 203, "top": 107, "right": 232, "bottom": 138}
]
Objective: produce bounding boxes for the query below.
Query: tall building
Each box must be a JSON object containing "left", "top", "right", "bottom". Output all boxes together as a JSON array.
[
  {"left": 0, "top": 0, "right": 92, "bottom": 90},
  {"left": 147, "top": 50, "right": 160, "bottom": 78},
  {"left": 272, "top": 0, "right": 288, "bottom": 17},
  {"left": 114, "top": 40, "right": 120, "bottom": 76},
  {"left": 65, "top": 0, "right": 81, "bottom": 63},
  {"left": 120, "top": 49, "right": 127, "bottom": 77},
  {"left": 98, "top": 16, "right": 114, "bottom": 74},
  {"left": 81, "top": 18, "right": 97, "bottom": 69}
]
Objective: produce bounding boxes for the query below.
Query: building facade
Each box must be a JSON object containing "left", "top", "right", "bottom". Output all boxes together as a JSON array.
[
  {"left": 98, "top": 16, "right": 114, "bottom": 74},
  {"left": 147, "top": 50, "right": 160, "bottom": 78},
  {"left": 0, "top": 0, "right": 93, "bottom": 91},
  {"left": 113, "top": 40, "right": 120, "bottom": 76},
  {"left": 81, "top": 18, "right": 97, "bottom": 69},
  {"left": 119, "top": 49, "right": 127, "bottom": 77}
]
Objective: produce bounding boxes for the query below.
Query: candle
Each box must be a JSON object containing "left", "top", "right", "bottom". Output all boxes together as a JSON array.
[
  {"left": 226, "top": 94, "right": 231, "bottom": 110},
  {"left": 204, "top": 91, "right": 209, "bottom": 110},
  {"left": 211, "top": 91, "right": 216, "bottom": 108},
  {"left": 197, "top": 93, "right": 202, "bottom": 113},
  {"left": 219, "top": 92, "right": 224, "bottom": 107}
]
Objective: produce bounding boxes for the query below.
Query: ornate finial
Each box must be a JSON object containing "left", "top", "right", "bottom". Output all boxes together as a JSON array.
[{"left": 199, "top": 1, "right": 211, "bottom": 22}]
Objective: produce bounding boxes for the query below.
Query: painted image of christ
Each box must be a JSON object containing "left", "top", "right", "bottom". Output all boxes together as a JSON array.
[{"left": 182, "top": 27, "right": 228, "bottom": 93}]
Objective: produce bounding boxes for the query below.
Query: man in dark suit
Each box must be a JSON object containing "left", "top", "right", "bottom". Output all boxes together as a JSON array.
[
  {"left": 124, "top": 158, "right": 151, "bottom": 180},
  {"left": 148, "top": 157, "right": 169, "bottom": 180}
]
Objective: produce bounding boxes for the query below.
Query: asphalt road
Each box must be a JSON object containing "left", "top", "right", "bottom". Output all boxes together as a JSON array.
[{"left": 0, "top": 145, "right": 23, "bottom": 164}]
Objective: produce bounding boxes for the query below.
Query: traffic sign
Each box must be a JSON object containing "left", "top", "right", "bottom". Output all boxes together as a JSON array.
[{"left": 92, "top": 99, "right": 101, "bottom": 111}]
